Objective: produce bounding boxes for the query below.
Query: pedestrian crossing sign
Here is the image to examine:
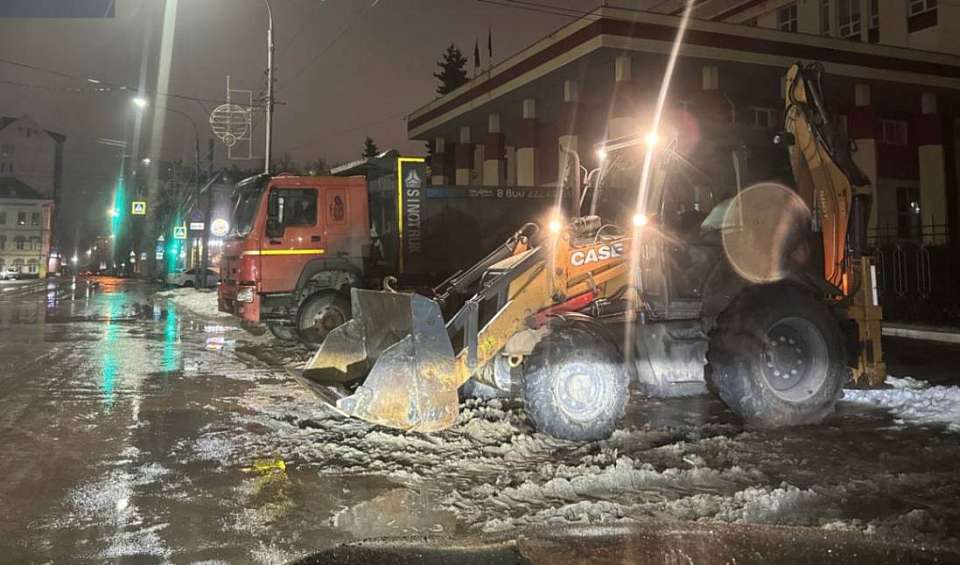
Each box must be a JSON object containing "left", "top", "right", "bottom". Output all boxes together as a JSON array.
[
  {"left": 173, "top": 226, "right": 187, "bottom": 240},
  {"left": 131, "top": 201, "right": 147, "bottom": 215}
]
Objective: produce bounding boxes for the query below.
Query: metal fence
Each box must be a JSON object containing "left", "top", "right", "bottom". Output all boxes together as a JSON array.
[{"left": 867, "top": 224, "right": 958, "bottom": 325}]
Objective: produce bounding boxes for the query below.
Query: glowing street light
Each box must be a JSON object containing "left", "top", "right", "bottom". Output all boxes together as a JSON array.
[
  {"left": 141, "top": 157, "right": 152, "bottom": 166},
  {"left": 132, "top": 97, "right": 148, "bottom": 109},
  {"left": 644, "top": 131, "right": 659, "bottom": 148}
]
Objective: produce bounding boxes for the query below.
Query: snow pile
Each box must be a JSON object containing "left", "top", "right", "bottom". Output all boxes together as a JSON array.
[
  {"left": 844, "top": 376, "right": 960, "bottom": 432},
  {"left": 157, "top": 288, "right": 233, "bottom": 320}
]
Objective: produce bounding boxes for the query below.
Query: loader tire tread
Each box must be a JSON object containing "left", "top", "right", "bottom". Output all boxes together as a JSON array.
[
  {"left": 707, "top": 285, "right": 847, "bottom": 427},
  {"left": 523, "top": 324, "right": 628, "bottom": 441}
]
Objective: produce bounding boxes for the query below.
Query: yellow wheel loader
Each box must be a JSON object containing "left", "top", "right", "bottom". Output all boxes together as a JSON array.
[{"left": 295, "top": 62, "right": 886, "bottom": 441}]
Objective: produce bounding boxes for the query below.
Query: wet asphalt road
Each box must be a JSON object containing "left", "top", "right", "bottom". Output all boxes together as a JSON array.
[{"left": 0, "top": 277, "right": 958, "bottom": 564}]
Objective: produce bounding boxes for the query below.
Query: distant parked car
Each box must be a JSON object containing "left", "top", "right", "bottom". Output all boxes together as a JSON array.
[
  {"left": 0, "top": 267, "right": 19, "bottom": 281},
  {"left": 166, "top": 268, "right": 219, "bottom": 287}
]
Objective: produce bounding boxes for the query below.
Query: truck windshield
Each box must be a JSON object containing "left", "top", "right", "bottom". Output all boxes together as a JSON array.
[{"left": 232, "top": 187, "right": 265, "bottom": 237}]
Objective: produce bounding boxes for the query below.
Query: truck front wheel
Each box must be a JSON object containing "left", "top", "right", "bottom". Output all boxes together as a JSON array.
[
  {"left": 707, "top": 286, "right": 847, "bottom": 427},
  {"left": 522, "top": 324, "right": 629, "bottom": 441},
  {"left": 296, "top": 292, "right": 351, "bottom": 345}
]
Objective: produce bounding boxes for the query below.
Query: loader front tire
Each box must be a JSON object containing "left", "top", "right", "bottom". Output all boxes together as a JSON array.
[
  {"left": 523, "top": 325, "right": 629, "bottom": 441},
  {"left": 707, "top": 286, "right": 846, "bottom": 427}
]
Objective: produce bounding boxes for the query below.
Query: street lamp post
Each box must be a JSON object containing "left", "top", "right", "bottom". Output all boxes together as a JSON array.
[{"left": 264, "top": 0, "right": 274, "bottom": 175}]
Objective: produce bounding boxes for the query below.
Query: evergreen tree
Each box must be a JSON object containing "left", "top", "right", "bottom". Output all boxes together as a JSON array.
[
  {"left": 433, "top": 44, "right": 468, "bottom": 95},
  {"left": 362, "top": 136, "right": 380, "bottom": 159},
  {"left": 305, "top": 157, "right": 330, "bottom": 175}
]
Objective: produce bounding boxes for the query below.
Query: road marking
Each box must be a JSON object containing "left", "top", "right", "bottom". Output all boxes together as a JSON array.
[{"left": 241, "top": 249, "right": 325, "bottom": 256}]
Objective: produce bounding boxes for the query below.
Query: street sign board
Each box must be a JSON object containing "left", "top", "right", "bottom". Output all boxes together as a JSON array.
[
  {"left": 173, "top": 226, "right": 187, "bottom": 240},
  {"left": 211, "top": 218, "right": 229, "bottom": 237},
  {"left": 131, "top": 201, "right": 147, "bottom": 215},
  {"left": 189, "top": 221, "right": 205, "bottom": 231}
]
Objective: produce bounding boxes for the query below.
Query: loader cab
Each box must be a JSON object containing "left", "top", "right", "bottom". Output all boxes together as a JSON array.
[{"left": 588, "top": 133, "right": 794, "bottom": 317}]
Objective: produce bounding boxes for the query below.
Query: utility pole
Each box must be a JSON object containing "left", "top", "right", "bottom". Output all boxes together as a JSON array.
[
  {"left": 264, "top": 0, "right": 274, "bottom": 174},
  {"left": 199, "top": 138, "right": 215, "bottom": 289}
]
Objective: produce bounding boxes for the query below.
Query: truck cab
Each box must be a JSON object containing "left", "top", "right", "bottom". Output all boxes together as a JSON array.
[{"left": 218, "top": 173, "right": 370, "bottom": 340}]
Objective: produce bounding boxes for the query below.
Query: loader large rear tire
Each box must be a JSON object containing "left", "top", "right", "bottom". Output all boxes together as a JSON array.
[
  {"left": 523, "top": 325, "right": 629, "bottom": 441},
  {"left": 707, "top": 286, "right": 846, "bottom": 427}
]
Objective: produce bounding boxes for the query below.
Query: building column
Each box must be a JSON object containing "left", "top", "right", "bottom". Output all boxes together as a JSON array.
[
  {"left": 607, "top": 55, "right": 635, "bottom": 141},
  {"left": 516, "top": 98, "right": 537, "bottom": 187},
  {"left": 483, "top": 113, "right": 506, "bottom": 186},
  {"left": 849, "top": 82, "right": 879, "bottom": 232},
  {"left": 559, "top": 79, "right": 581, "bottom": 185},
  {"left": 455, "top": 126, "right": 473, "bottom": 186},
  {"left": 916, "top": 92, "right": 947, "bottom": 244},
  {"left": 431, "top": 136, "right": 447, "bottom": 185}
]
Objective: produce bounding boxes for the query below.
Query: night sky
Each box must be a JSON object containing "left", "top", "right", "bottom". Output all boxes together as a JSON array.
[{"left": 0, "top": 0, "right": 609, "bottom": 252}]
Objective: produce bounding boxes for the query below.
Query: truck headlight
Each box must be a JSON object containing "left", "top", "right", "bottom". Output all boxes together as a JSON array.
[{"left": 236, "top": 286, "right": 255, "bottom": 303}]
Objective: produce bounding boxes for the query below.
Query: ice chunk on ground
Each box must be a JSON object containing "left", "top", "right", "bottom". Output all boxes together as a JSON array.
[
  {"left": 158, "top": 288, "right": 233, "bottom": 320},
  {"left": 844, "top": 376, "right": 960, "bottom": 432}
]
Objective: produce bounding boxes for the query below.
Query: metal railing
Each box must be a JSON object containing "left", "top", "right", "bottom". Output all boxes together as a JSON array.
[{"left": 866, "top": 224, "right": 958, "bottom": 324}]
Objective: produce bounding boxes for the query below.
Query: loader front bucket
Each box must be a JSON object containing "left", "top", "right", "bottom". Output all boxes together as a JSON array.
[{"left": 298, "top": 288, "right": 460, "bottom": 432}]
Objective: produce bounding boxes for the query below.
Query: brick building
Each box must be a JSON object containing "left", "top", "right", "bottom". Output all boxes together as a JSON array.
[
  {"left": 0, "top": 178, "right": 54, "bottom": 277},
  {"left": 410, "top": 5, "right": 960, "bottom": 243},
  {"left": 0, "top": 115, "right": 64, "bottom": 275}
]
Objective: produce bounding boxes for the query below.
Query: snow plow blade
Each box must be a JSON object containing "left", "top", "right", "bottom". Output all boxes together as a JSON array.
[{"left": 299, "top": 288, "right": 459, "bottom": 432}]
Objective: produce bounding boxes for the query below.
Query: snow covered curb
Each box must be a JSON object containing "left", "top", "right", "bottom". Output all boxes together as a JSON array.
[
  {"left": 844, "top": 376, "right": 960, "bottom": 432},
  {"left": 156, "top": 288, "right": 234, "bottom": 320}
]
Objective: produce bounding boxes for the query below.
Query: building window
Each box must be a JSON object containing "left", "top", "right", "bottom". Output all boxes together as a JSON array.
[
  {"left": 14, "top": 237, "right": 25, "bottom": 250},
  {"left": 907, "top": 0, "right": 937, "bottom": 32},
  {"left": 30, "top": 237, "right": 41, "bottom": 251},
  {"left": 17, "top": 212, "right": 25, "bottom": 226},
  {"left": 0, "top": 212, "right": 5, "bottom": 225},
  {"left": 750, "top": 107, "right": 778, "bottom": 128},
  {"left": 28, "top": 260, "right": 38, "bottom": 274},
  {"left": 0, "top": 236, "right": 5, "bottom": 250},
  {"left": 777, "top": 3, "right": 798, "bottom": 32},
  {"left": 909, "top": 0, "right": 936, "bottom": 15},
  {"left": 896, "top": 186, "right": 922, "bottom": 238},
  {"left": 880, "top": 119, "right": 908, "bottom": 145},
  {"left": 838, "top": 0, "right": 861, "bottom": 38},
  {"left": 0, "top": 144, "right": 12, "bottom": 158},
  {"left": 30, "top": 212, "right": 39, "bottom": 226},
  {"left": 12, "top": 259, "right": 23, "bottom": 272},
  {"left": 820, "top": 0, "right": 831, "bottom": 34}
]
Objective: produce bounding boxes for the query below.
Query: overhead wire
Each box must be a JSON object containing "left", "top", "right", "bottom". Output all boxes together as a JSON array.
[{"left": 0, "top": 56, "right": 231, "bottom": 105}]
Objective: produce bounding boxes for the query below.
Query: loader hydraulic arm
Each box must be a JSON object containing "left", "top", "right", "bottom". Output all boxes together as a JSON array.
[
  {"left": 783, "top": 62, "right": 872, "bottom": 289},
  {"left": 783, "top": 62, "right": 885, "bottom": 385}
]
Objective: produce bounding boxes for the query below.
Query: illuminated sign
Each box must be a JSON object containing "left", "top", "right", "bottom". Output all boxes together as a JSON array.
[
  {"left": 189, "top": 221, "right": 205, "bottom": 231},
  {"left": 211, "top": 218, "right": 229, "bottom": 237},
  {"left": 131, "top": 201, "right": 147, "bottom": 215},
  {"left": 173, "top": 226, "right": 187, "bottom": 240}
]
